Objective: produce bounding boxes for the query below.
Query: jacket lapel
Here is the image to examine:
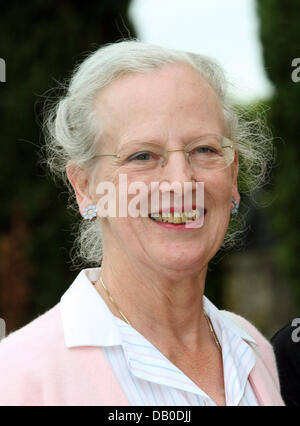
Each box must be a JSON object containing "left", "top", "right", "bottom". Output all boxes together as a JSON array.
[
  {"left": 95, "top": 347, "right": 131, "bottom": 405},
  {"left": 248, "top": 348, "right": 284, "bottom": 406},
  {"left": 221, "top": 310, "right": 284, "bottom": 406}
]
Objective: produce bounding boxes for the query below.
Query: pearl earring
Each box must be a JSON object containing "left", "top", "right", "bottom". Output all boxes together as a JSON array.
[
  {"left": 83, "top": 205, "right": 97, "bottom": 220},
  {"left": 231, "top": 198, "right": 239, "bottom": 215}
]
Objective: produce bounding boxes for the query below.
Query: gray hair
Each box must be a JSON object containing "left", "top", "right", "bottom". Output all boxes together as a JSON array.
[{"left": 41, "top": 40, "right": 274, "bottom": 268}]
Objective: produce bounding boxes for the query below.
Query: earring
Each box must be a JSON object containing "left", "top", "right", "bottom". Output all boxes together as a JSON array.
[
  {"left": 83, "top": 205, "right": 97, "bottom": 220},
  {"left": 231, "top": 198, "right": 239, "bottom": 215}
]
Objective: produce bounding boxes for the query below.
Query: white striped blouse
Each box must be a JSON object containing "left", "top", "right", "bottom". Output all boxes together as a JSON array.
[
  {"left": 102, "top": 296, "right": 259, "bottom": 406},
  {"left": 60, "top": 268, "right": 259, "bottom": 406}
]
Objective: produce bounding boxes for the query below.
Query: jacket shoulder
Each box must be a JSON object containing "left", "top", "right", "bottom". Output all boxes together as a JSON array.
[
  {"left": 0, "top": 303, "right": 63, "bottom": 354},
  {"left": 0, "top": 304, "right": 63, "bottom": 405}
]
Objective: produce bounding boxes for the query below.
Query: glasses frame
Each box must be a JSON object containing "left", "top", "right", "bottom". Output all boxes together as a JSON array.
[{"left": 91, "top": 134, "right": 235, "bottom": 170}]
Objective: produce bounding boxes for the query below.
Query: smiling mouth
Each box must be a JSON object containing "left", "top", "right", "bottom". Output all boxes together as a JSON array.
[{"left": 148, "top": 208, "right": 205, "bottom": 225}]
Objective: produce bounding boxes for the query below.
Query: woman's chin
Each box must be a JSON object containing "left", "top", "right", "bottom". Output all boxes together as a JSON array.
[{"left": 147, "top": 246, "right": 210, "bottom": 273}]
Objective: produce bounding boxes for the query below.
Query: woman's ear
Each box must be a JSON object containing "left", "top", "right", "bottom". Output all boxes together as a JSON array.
[
  {"left": 66, "top": 161, "right": 93, "bottom": 215},
  {"left": 232, "top": 150, "right": 239, "bottom": 180}
]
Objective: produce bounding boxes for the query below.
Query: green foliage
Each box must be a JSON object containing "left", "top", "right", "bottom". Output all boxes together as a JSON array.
[
  {"left": 0, "top": 1, "right": 136, "bottom": 330},
  {"left": 256, "top": 0, "right": 300, "bottom": 303}
]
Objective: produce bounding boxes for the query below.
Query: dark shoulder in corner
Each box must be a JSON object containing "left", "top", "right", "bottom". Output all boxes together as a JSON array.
[{"left": 271, "top": 319, "right": 300, "bottom": 352}]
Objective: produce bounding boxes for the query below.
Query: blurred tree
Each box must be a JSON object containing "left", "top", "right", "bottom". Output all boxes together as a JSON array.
[
  {"left": 256, "top": 0, "right": 300, "bottom": 304},
  {"left": 0, "top": 0, "right": 136, "bottom": 333}
]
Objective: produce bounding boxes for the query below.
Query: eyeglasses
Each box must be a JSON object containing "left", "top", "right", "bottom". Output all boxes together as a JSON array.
[{"left": 92, "top": 133, "right": 235, "bottom": 174}]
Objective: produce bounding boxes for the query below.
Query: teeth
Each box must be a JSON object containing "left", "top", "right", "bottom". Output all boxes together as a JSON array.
[
  {"left": 173, "top": 212, "right": 182, "bottom": 224},
  {"left": 150, "top": 209, "right": 202, "bottom": 224},
  {"left": 185, "top": 211, "right": 196, "bottom": 218}
]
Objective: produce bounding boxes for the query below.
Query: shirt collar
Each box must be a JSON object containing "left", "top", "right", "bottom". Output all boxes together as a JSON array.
[
  {"left": 60, "top": 267, "right": 257, "bottom": 349},
  {"left": 203, "top": 296, "right": 257, "bottom": 346},
  {"left": 60, "top": 267, "right": 122, "bottom": 348}
]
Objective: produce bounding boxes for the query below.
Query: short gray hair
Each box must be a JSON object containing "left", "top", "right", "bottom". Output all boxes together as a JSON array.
[{"left": 41, "top": 40, "right": 274, "bottom": 268}]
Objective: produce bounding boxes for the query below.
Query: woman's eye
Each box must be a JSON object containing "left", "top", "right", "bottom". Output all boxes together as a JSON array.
[
  {"left": 194, "top": 146, "right": 218, "bottom": 154},
  {"left": 127, "top": 152, "right": 152, "bottom": 161}
]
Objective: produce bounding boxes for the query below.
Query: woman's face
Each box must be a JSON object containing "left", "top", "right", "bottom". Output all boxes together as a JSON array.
[{"left": 87, "top": 64, "right": 239, "bottom": 273}]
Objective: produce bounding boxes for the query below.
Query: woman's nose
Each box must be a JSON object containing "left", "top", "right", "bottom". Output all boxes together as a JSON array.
[{"left": 160, "top": 150, "right": 195, "bottom": 183}]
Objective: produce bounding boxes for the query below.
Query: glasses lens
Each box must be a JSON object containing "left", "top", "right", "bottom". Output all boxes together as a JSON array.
[
  {"left": 116, "top": 143, "right": 163, "bottom": 172},
  {"left": 187, "top": 135, "right": 234, "bottom": 171}
]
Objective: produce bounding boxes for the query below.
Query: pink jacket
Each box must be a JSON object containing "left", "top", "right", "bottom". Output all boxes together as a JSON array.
[{"left": 0, "top": 303, "right": 284, "bottom": 406}]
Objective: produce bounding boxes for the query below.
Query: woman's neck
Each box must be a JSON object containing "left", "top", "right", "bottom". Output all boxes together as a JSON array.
[{"left": 98, "top": 252, "right": 211, "bottom": 357}]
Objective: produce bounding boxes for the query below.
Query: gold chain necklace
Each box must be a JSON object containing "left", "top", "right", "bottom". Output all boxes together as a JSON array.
[
  {"left": 95, "top": 276, "right": 222, "bottom": 353},
  {"left": 204, "top": 312, "right": 222, "bottom": 352}
]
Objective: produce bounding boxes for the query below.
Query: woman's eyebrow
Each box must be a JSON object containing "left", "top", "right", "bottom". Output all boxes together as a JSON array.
[
  {"left": 117, "top": 132, "right": 224, "bottom": 151},
  {"left": 117, "top": 139, "right": 165, "bottom": 149}
]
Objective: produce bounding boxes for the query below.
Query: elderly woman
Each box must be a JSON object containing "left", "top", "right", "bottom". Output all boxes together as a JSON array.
[{"left": 0, "top": 41, "right": 284, "bottom": 406}]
